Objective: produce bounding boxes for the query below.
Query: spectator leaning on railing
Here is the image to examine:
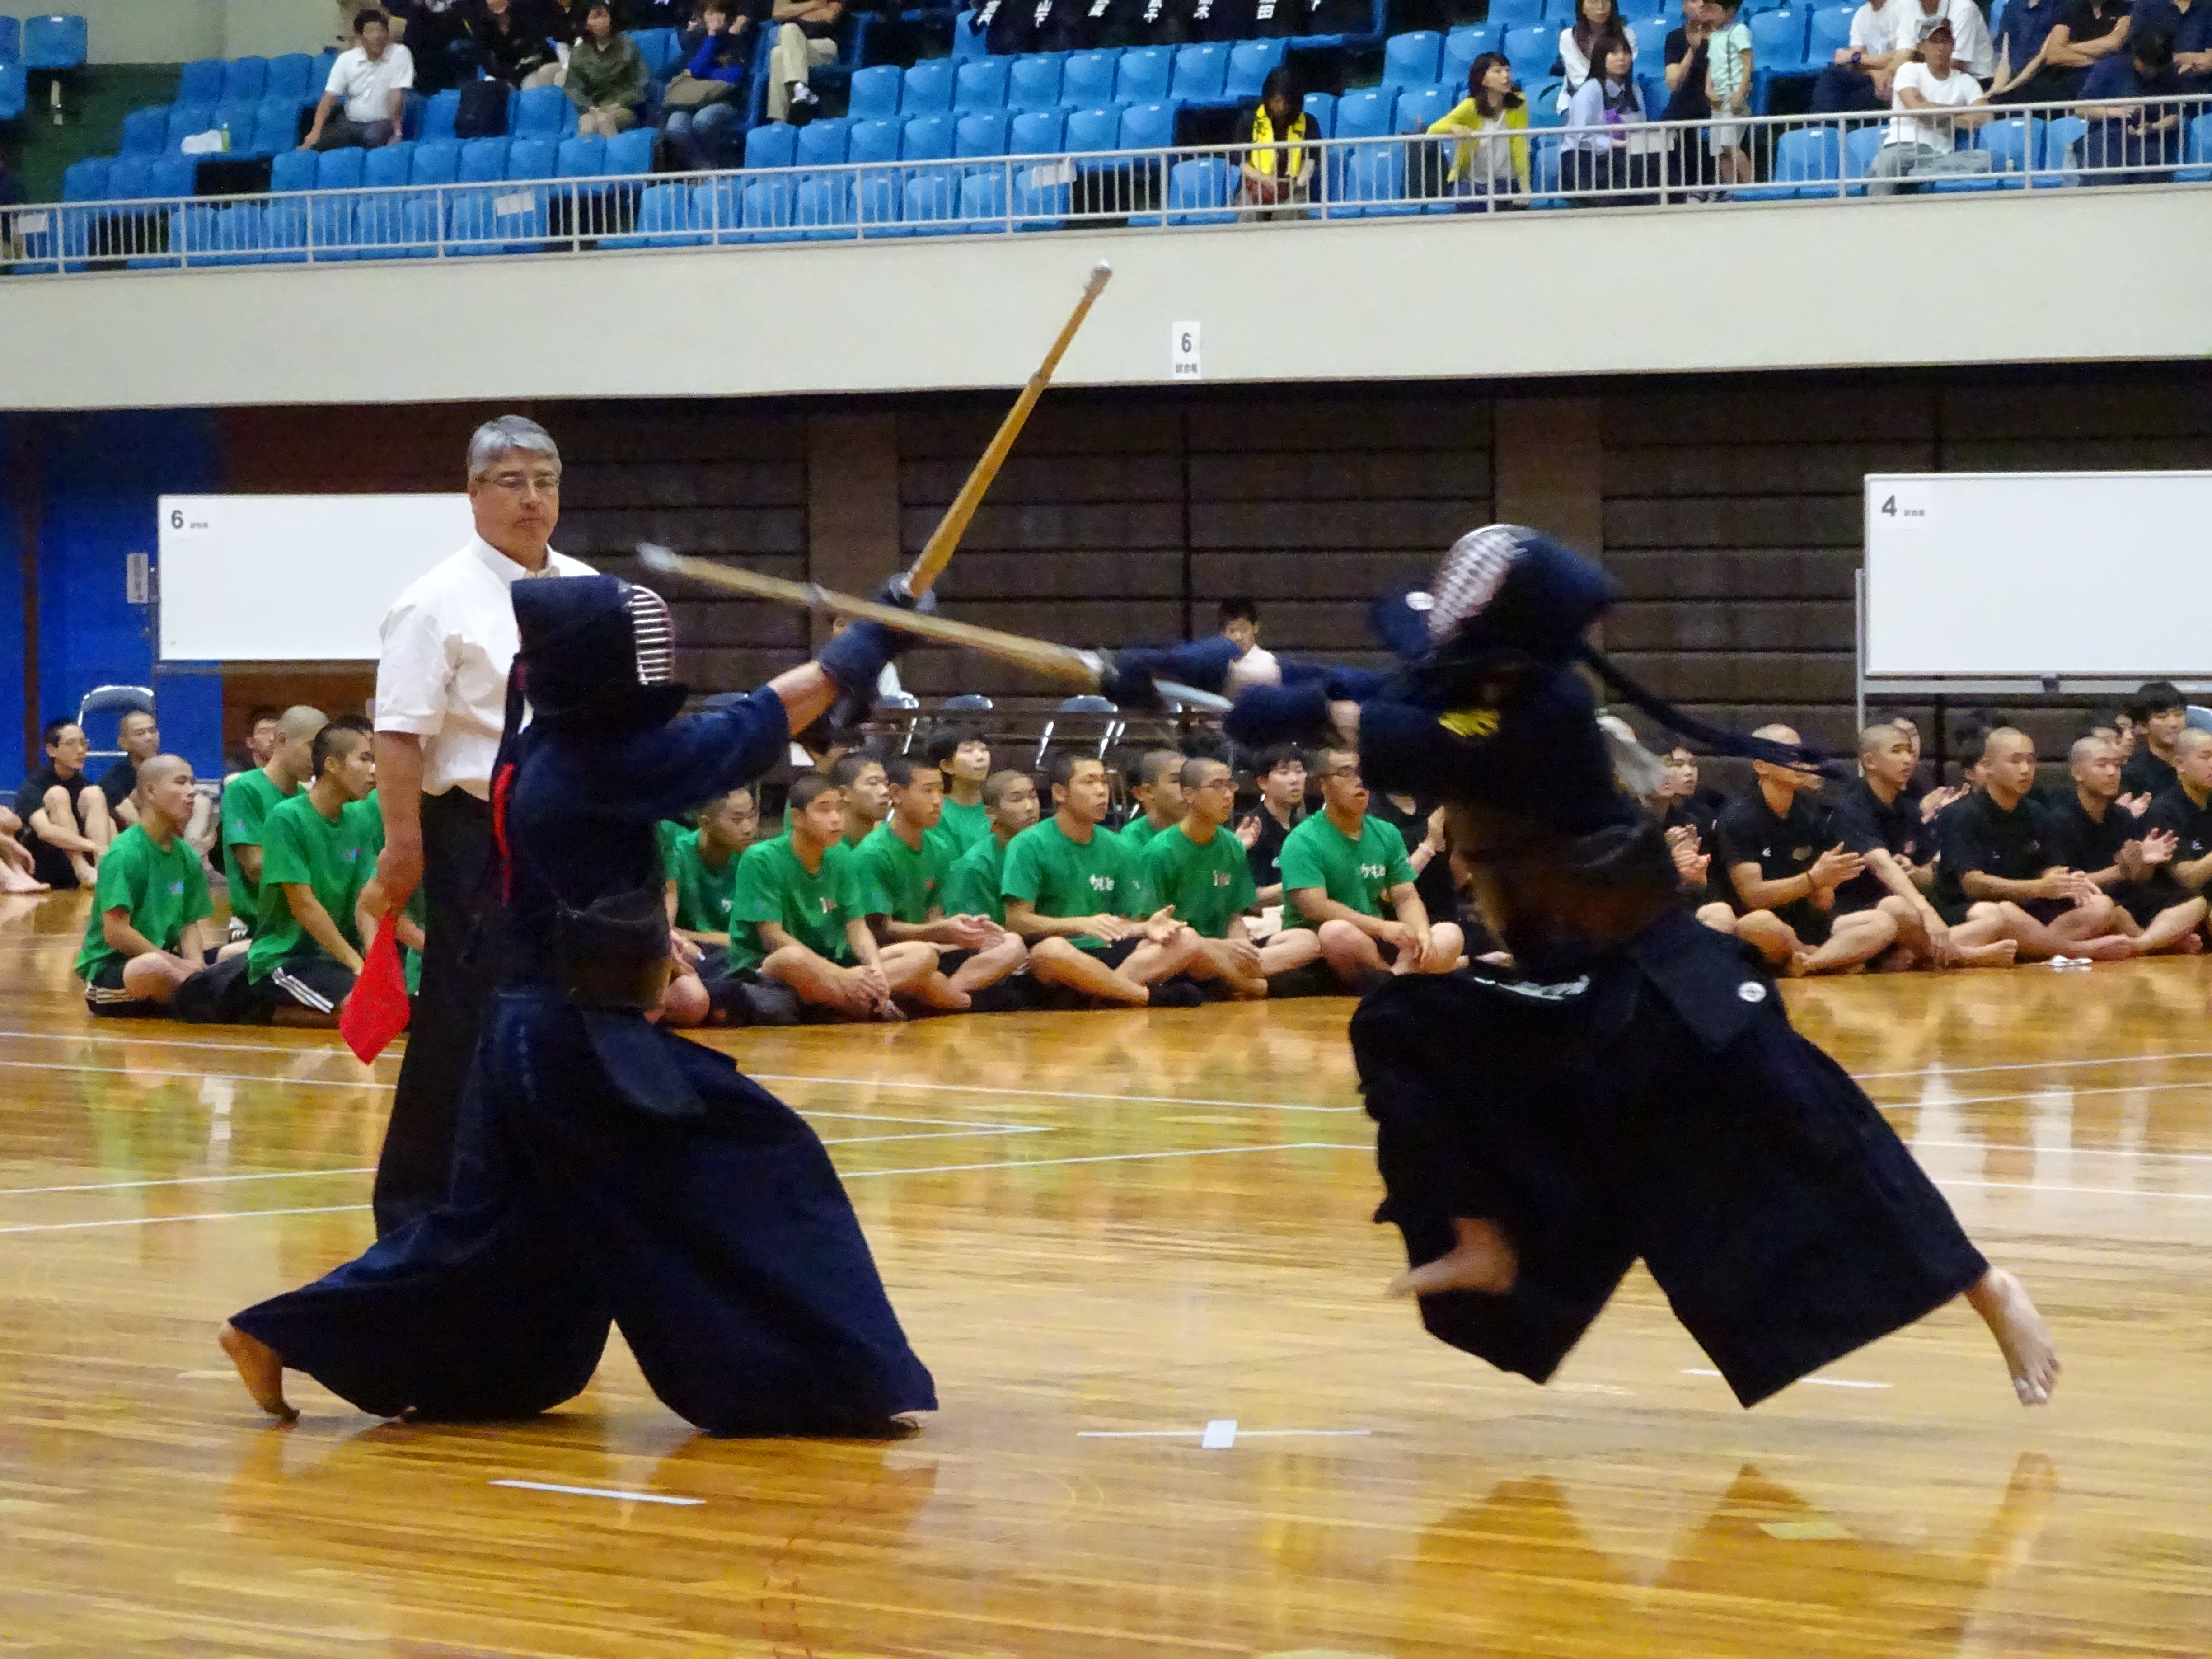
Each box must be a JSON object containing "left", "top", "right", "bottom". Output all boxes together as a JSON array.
[
  {"left": 302, "top": 9, "right": 416, "bottom": 151},
  {"left": 1238, "top": 67, "right": 1317, "bottom": 217},
  {"left": 1703, "top": 0, "right": 1754, "bottom": 185},
  {"left": 2132, "top": 0, "right": 2212, "bottom": 87},
  {"left": 1427, "top": 51, "right": 1531, "bottom": 211},
  {"left": 1987, "top": 0, "right": 2071, "bottom": 100},
  {"left": 1992, "top": 0, "right": 2134, "bottom": 105},
  {"left": 1867, "top": 19, "right": 1992, "bottom": 192},
  {"left": 1556, "top": 0, "right": 1640, "bottom": 112},
  {"left": 1562, "top": 33, "right": 1663, "bottom": 201},
  {"left": 566, "top": 0, "right": 650, "bottom": 136},
  {"left": 2080, "top": 26, "right": 2188, "bottom": 178}
]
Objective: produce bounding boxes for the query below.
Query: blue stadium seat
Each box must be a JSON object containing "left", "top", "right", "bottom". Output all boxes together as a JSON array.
[
  {"left": 341, "top": 140, "right": 417, "bottom": 257},
  {"left": 265, "top": 53, "right": 314, "bottom": 104},
  {"left": 1009, "top": 54, "right": 1062, "bottom": 112},
  {"left": 1539, "top": 0, "right": 1578, "bottom": 18},
  {"left": 951, "top": 8, "right": 989, "bottom": 58},
  {"left": 1225, "top": 38, "right": 1286, "bottom": 98},
  {"left": 1062, "top": 50, "right": 1121, "bottom": 109},
  {"left": 1526, "top": 76, "right": 1565, "bottom": 125},
  {"left": 1171, "top": 42, "right": 1230, "bottom": 101},
  {"left": 1063, "top": 104, "right": 1122, "bottom": 170},
  {"left": 376, "top": 137, "right": 455, "bottom": 253},
  {"left": 1749, "top": 7, "right": 1807, "bottom": 106},
  {"left": 1339, "top": 132, "right": 1408, "bottom": 214},
  {"left": 1300, "top": 89, "right": 1336, "bottom": 135},
  {"left": 248, "top": 96, "right": 300, "bottom": 156},
  {"left": 48, "top": 157, "right": 113, "bottom": 270},
  {"left": 795, "top": 116, "right": 851, "bottom": 164},
  {"left": 1503, "top": 25, "right": 1552, "bottom": 83},
  {"left": 1842, "top": 122, "right": 1884, "bottom": 188},
  {"left": 956, "top": 167, "right": 1012, "bottom": 232},
  {"left": 177, "top": 58, "right": 227, "bottom": 106},
  {"left": 1331, "top": 85, "right": 1395, "bottom": 139},
  {"left": 901, "top": 57, "right": 955, "bottom": 113},
  {"left": 956, "top": 109, "right": 1009, "bottom": 157},
  {"left": 1116, "top": 46, "right": 1173, "bottom": 103},
  {"left": 1009, "top": 107, "right": 1063, "bottom": 153},
  {"left": 604, "top": 124, "right": 654, "bottom": 175},
  {"left": 745, "top": 121, "right": 797, "bottom": 168},
  {"left": 556, "top": 133, "right": 607, "bottom": 178},
  {"left": 1166, "top": 155, "right": 1234, "bottom": 222},
  {"left": 1807, "top": 5, "right": 1853, "bottom": 61},
  {"left": 2179, "top": 111, "right": 2212, "bottom": 182},
  {"left": 414, "top": 86, "right": 465, "bottom": 141},
  {"left": 606, "top": 178, "right": 706, "bottom": 246},
  {"left": 1631, "top": 19, "right": 1667, "bottom": 75},
  {"left": 1978, "top": 114, "right": 2042, "bottom": 183},
  {"left": 120, "top": 104, "right": 168, "bottom": 156},
  {"left": 213, "top": 98, "right": 260, "bottom": 149},
  {"left": 166, "top": 105, "right": 217, "bottom": 151},
  {"left": 849, "top": 117, "right": 903, "bottom": 227},
  {"left": 60, "top": 155, "right": 108, "bottom": 196},
  {"left": 0, "top": 16, "right": 16, "bottom": 59},
  {"left": 222, "top": 56, "right": 268, "bottom": 102},
  {"left": 848, "top": 62, "right": 902, "bottom": 120},
  {"left": 445, "top": 135, "right": 514, "bottom": 251},
  {"left": 513, "top": 85, "right": 575, "bottom": 139},
  {"left": 1382, "top": 30, "right": 1442, "bottom": 88},
  {"left": 1486, "top": 0, "right": 1545, "bottom": 26},
  {"left": 1394, "top": 84, "right": 1450, "bottom": 134},
  {"left": 899, "top": 167, "right": 958, "bottom": 232},
  {"left": 492, "top": 136, "right": 558, "bottom": 250},
  {"left": 902, "top": 112, "right": 956, "bottom": 161},
  {"left": 1441, "top": 23, "right": 1498, "bottom": 93},
  {"left": 0, "top": 56, "right": 23, "bottom": 120},
  {"left": 1120, "top": 100, "right": 1174, "bottom": 149},
  {"left": 954, "top": 57, "right": 1009, "bottom": 111},
  {"left": 849, "top": 116, "right": 902, "bottom": 163},
  {"left": 23, "top": 13, "right": 89, "bottom": 71},
  {"left": 1734, "top": 122, "right": 1840, "bottom": 196},
  {"left": 792, "top": 168, "right": 856, "bottom": 239},
  {"left": 626, "top": 27, "right": 682, "bottom": 77},
  {"left": 2039, "top": 113, "right": 2086, "bottom": 182}
]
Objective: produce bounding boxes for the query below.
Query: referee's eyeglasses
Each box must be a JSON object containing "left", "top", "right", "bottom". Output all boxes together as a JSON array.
[{"left": 486, "top": 467, "right": 562, "bottom": 499}]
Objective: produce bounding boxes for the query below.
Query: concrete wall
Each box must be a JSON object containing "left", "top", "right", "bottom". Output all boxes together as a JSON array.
[{"left": 5, "top": 186, "right": 2206, "bottom": 410}]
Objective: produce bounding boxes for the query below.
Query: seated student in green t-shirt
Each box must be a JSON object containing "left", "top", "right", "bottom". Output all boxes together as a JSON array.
[
  {"left": 1141, "top": 755, "right": 1325, "bottom": 1000},
  {"left": 829, "top": 751, "right": 891, "bottom": 850},
  {"left": 74, "top": 755, "right": 238, "bottom": 1017},
  {"left": 942, "top": 768, "right": 1040, "bottom": 926},
  {"left": 1114, "top": 749, "right": 1187, "bottom": 855},
  {"left": 1001, "top": 752, "right": 1204, "bottom": 1008},
  {"left": 926, "top": 725, "right": 995, "bottom": 860},
  {"left": 1279, "top": 744, "right": 1465, "bottom": 992},
  {"left": 728, "top": 773, "right": 951, "bottom": 1022},
  {"left": 218, "top": 704, "right": 321, "bottom": 941},
  {"left": 654, "top": 784, "right": 759, "bottom": 1028},
  {"left": 849, "top": 755, "right": 1026, "bottom": 1009}
]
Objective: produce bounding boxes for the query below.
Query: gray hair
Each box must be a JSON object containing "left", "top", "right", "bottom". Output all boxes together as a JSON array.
[{"left": 466, "top": 415, "right": 561, "bottom": 483}]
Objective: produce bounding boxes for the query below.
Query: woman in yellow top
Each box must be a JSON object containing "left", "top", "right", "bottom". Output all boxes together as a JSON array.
[
  {"left": 1426, "top": 52, "right": 1531, "bottom": 211},
  {"left": 1238, "top": 67, "right": 1317, "bottom": 218}
]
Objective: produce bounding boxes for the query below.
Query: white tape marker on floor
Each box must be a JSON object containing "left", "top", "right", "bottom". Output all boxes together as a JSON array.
[
  {"left": 1200, "top": 1419, "right": 1237, "bottom": 1449},
  {"left": 491, "top": 1479, "right": 703, "bottom": 1506},
  {"left": 1684, "top": 1367, "right": 1890, "bottom": 1390}
]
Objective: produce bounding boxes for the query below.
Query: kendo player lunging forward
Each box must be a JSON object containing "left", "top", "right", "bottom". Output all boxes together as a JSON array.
[
  {"left": 219, "top": 576, "right": 937, "bottom": 1433},
  {"left": 1224, "top": 526, "right": 2060, "bottom": 1410}
]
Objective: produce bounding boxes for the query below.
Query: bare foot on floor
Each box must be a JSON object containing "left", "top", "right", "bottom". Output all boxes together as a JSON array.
[
  {"left": 1964, "top": 1268, "right": 2060, "bottom": 1406},
  {"left": 1960, "top": 940, "right": 2018, "bottom": 969},
  {"left": 2072, "top": 935, "right": 2137, "bottom": 963},
  {"left": 1388, "top": 1216, "right": 1518, "bottom": 1299},
  {"left": 219, "top": 1321, "right": 297, "bottom": 1422},
  {"left": 2178, "top": 931, "right": 2205, "bottom": 956}
]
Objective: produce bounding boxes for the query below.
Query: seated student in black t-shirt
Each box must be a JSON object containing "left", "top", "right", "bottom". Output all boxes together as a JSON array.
[
  {"left": 1931, "top": 728, "right": 2136, "bottom": 962},
  {"left": 13, "top": 718, "right": 112, "bottom": 890},
  {"left": 1716, "top": 725, "right": 1898, "bottom": 975},
  {"left": 2121, "top": 680, "right": 2186, "bottom": 804},
  {"left": 1831, "top": 722, "right": 2019, "bottom": 969},
  {"left": 1236, "top": 744, "right": 1306, "bottom": 907},
  {"left": 1644, "top": 746, "right": 1735, "bottom": 932},
  {"left": 2137, "top": 727, "right": 2212, "bottom": 937},
  {"left": 2050, "top": 732, "right": 2207, "bottom": 954}
]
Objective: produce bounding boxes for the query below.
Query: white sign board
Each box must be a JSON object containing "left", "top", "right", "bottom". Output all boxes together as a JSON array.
[
  {"left": 1171, "top": 321, "right": 1201, "bottom": 380},
  {"left": 1863, "top": 470, "right": 2212, "bottom": 681},
  {"left": 158, "top": 493, "right": 476, "bottom": 662}
]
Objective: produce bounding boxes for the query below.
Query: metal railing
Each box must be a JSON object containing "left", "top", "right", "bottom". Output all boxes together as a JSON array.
[{"left": 2, "top": 93, "right": 2203, "bottom": 272}]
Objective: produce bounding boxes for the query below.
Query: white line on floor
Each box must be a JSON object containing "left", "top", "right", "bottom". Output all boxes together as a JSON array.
[
  {"left": 1853, "top": 1050, "right": 2212, "bottom": 1081},
  {"left": 1935, "top": 1176, "right": 2212, "bottom": 1202},
  {"left": 0, "top": 1166, "right": 375, "bottom": 1197},
  {"left": 1907, "top": 1137, "right": 2212, "bottom": 1165},
  {"left": 1875, "top": 1081, "right": 2212, "bottom": 1111},
  {"left": 0, "top": 1058, "right": 389, "bottom": 1090},
  {"left": 0, "top": 1203, "right": 370, "bottom": 1235},
  {"left": 0, "top": 1026, "right": 398, "bottom": 1060},
  {"left": 841, "top": 1142, "right": 1370, "bottom": 1179},
  {"left": 1077, "top": 1425, "right": 1374, "bottom": 1446},
  {"left": 748, "top": 1072, "right": 1362, "bottom": 1114},
  {"left": 1683, "top": 1368, "right": 1890, "bottom": 1390},
  {"left": 816, "top": 1127, "right": 1049, "bottom": 1147},
  {"left": 489, "top": 1479, "right": 702, "bottom": 1507}
]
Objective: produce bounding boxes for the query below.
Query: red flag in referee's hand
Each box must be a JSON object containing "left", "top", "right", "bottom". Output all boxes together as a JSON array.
[{"left": 341, "top": 914, "right": 411, "bottom": 1064}]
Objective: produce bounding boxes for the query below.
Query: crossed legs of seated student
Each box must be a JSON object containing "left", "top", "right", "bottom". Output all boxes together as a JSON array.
[
  {"left": 1026, "top": 928, "right": 1204, "bottom": 1006},
  {"left": 1961, "top": 892, "right": 2137, "bottom": 962},
  {"left": 1733, "top": 905, "right": 1896, "bottom": 975},
  {"left": 1871, "top": 896, "right": 2020, "bottom": 970},
  {"left": 1189, "top": 925, "right": 1324, "bottom": 999},
  {"left": 1315, "top": 917, "right": 1465, "bottom": 987},
  {"left": 762, "top": 937, "right": 956, "bottom": 1020},
  {"left": 2109, "top": 891, "right": 2209, "bottom": 956},
  {"left": 937, "top": 930, "right": 1028, "bottom": 999}
]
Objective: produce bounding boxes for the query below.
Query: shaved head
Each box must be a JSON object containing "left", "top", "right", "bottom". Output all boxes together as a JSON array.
[
  {"left": 1984, "top": 726, "right": 2033, "bottom": 761},
  {"left": 136, "top": 754, "right": 192, "bottom": 792},
  {"left": 278, "top": 705, "right": 329, "bottom": 744},
  {"left": 2178, "top": 727, "right": 2212, "bottom": 761},
  {"left": 2069, "top": 734, "right": 2112, "bottom": 770},
  {"left": 1753, "top": 723, "right": 1800, "bottom": 747},
  {"left": 1859, "top": 722, "right": 1906, "bottom": 758}
]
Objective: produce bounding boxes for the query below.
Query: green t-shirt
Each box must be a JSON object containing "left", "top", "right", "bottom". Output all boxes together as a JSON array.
[
  {"left": 247, "top": 792, "right": 381, "bottom": 979},
  {"left": 942, "top": 832, "right": 1009, "bottom": 925},
  {"left": 1001, "top": 816, "right": 1136, "bottom": 951},
  {"left": 1139, "top": 823, "right": 1256, "bottom": 940},
  {"left": 847, "top": 820, "right": 944, "bottom": 925},
  {"left": 933, "top": 796, "right": 991, "bottom": 857},
  {"left": 353, "top": 791, "right": 424, "bottom": 994},
  {"left": 728, "top": 835, "right": 853, "bottom": 969},
  {"left": 1116, "top": 812, "right": 1174, "bottom": 855},
  {"left": 74, "top": 823, "right": 212, "bottom": 981},
  {"left": 220, "top": 767, "right": 294, "bottom": 932},
  {"left": 1279, "top": 811, "right": 1415, "bottom": 931},
  {"left": 666, "top": 828, "right": 745, "bottom": 936}
]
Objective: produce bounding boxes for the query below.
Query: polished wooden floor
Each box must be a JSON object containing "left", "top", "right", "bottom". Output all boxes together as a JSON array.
[{"left": 3, "top": 889, "right": 2210, "bottom": 1658}]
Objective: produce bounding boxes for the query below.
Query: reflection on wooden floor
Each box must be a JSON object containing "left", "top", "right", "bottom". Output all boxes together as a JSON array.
[{"left": 3, "top": 887, "right": 2209, "bottom": 1657}]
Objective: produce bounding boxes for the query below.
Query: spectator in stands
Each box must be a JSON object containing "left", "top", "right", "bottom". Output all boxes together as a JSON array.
[
  {"left": 223, "top": 706, "right": 322, "bottom": 940},
  {"left": 728, "top": 773, "right": 950, "bottom": 1021},
  {"left": 1886, "top": 0, "right": 1996, "bottom": 79},
  {"left": 848, "top": 755, "right": 1027, "bottom": 1007},
  {"left": 566, "top": 0, "right": 650, "bottom": 136},
  {"left": 388, "top": 0, "right": 470, "bottom": 93},
  {"left": 1869, "top": 21, "right": 1992, "bottom": 192},
  {"left": 1664, "top": 0, "right": 1717, "bottom": 121},
  {"left": 1238, "top": 69, "right": 1317, "bottom": 217},
  {"left": 1279, "top": 746, "right": 1463, "bottom": 990},
  {"left": 767, "top": 0, "right": 845, "bottom": 121},
  {"left": 1933, "top": 727, "right": 2136, "bottom": 961},
  {"left": 1428, "top": 52, "right": 1531, "bottom": 211},
  {"left": 1718, "top": 725, "right": 1899, "bottom": 975},
  {"left": 1118, "top": 749, "right": 1187, "bottom": 852},
  {"left": 1988, "top": 0, "right": 2074, "bottom": 101},
  {"left": 1557, "top": 0, "right": 1640, "bottom": 112},
  {"left": 941, "top": 768, "right": 1038, "bottom": 924},
  {"left": 302, "top": 9, "right": 415, "bottom": 151},
  {"left": 14, "top": 718, "right": 111, "bottom": 891},
  {"left": 73, "top": 756, "right": 230, "bottom": 1017},
  {"left": 1217, "top": 597, "right": 1282, "bottom": 693},
  {"left": 1237, "top": 743, "right": 1306, "bottom": 905},
  {"left": 1704, "top": 0, "right": 1755, "bottom": 185},
  {"left": 1142, "top": 756, "right": 1324, "bottom": 998},
  {"left": 660, "top": 2, "right": 754, "bottom": 170},
  {"left": 830, "top": 750, "right": 890, "bottom": 848},
  {"left": 2053, "top": 733, "right": 2207, "bottom": 953},
  {"left": 1002, "top": 752, "right": 1205, "bottom": 1008},
  {"left": 929, "top": 728, "right": 994, "bottom": 857},
  {"left": 93, "top": 710, "right": 162, "bottom": 828},
  {"left": 231, "top": 706, "right": 281, "bottom": 776},
  {"left": 2004, "top": 0, "right": 2136, "bottom": 105},
  {"left": 1563, "top": 33, "right": 1661, "bottom": 200},
  {"left": 2141, "top": 727, "right": 2212, "bottom": 917},
  {"left": 2123, "top": 680, "right": 2186, "bottom": 797},
  {"left": 2081, "top": 27, "right": 2186, "bottom": 178},
  {"left": 2135, "top": 0, "right": 2212, "bottom": 86},
  {"left": 464, "top": 0, "right": 562, "bottom": 89},
  {"left": 1812, "top": 0, "right": 1909, "bottom": 112}
]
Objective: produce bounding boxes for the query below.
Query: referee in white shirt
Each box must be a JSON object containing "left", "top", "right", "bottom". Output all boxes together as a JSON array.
[{"left": 370, "top": 416, "right": 592, "bottom": 1233}]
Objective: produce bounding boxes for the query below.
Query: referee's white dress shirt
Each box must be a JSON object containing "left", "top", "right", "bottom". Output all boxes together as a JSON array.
[{"left": 374, "top": 535, "right": 595, "bottom": 801}]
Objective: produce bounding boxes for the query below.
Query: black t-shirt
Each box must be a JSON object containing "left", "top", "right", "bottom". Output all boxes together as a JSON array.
[
  {"left": 2122, "top": 747, "right": 2177, "bottom": 799},
  {"left": 1933, "top": 790, "right": 2056, "bottom": 911},
  {"left": 1827, "top": 779, "right": 1926, "bottom": 913},
  {"left": 1663, "top": 27, "right": 1712, "bottom": 120},
  {"left": 12, "top": 766, "right": 91, "bottom": 887},
  {"left": 2142, "top": 784, "right": 2212, "bottom": 893},
  {"left": 1715, "top": 787, "right": 1830, "bottom": 929},
  {"left": 95, "top": 756, "right": 137, "bottom": 806},
  {"left": 1369, "top": 792, "right": 1458, "bottom": 925},
  {"left": 2063, "top": 0, "right": 2131, "bottom": 45},
  {"left": 2045, "top": 791, "right": 2131, "bottom": 878},
  {"left": 1245, "top": 801, "right": 1301, "bottom": 891},
  {"left": 1662, "top": 797, "right": 1722, "bottom": 906}
]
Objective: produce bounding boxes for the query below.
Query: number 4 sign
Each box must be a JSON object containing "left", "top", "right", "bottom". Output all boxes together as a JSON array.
[{"left": 1171, "top": 321, "right": 1201, "bottom": 380}]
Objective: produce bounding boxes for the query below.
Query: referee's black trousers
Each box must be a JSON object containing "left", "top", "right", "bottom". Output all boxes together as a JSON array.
[{"left": 372, "top": 789, "right": 501, "bottom": 1236}]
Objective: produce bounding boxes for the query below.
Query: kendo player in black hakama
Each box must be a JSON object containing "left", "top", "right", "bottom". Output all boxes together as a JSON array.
[
  {"left": 219, "top": 577, "right": 937, "bottom": 1434},
  {"left": 1217, "top": 525, "right": 2062, "bottom": 1411}
]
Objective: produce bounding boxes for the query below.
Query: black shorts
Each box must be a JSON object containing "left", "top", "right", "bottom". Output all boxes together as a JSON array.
[
  {"left": 81, "top": 958, "right": 160, "bottom": 1018},
  {"left": 1088, "top": 937, "right": 1142, "bottom": 972},
  {"left": 693, "top": 947, "right": 799, "bottom": 1027},
  {"left": 173, "top": 952, "right": 355, "bottom": 1023},
  {"left": 1774, "top": 900, "right": 1832, "bottom": 948},
  {"left": 1265, "top": 959, "right": 1342, "bottom": 1000},
  {"left": 2112, "top": 882, "right": 2184, "bottom": 929}
]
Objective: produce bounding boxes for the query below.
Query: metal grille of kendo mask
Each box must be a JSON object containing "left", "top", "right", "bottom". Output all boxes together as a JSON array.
[
  {"left": 1427, "top": 524, "right": 1527, "bottom": 641},
  {"left": 624, "top": 583, "right": 677, "bottom": 685}
]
